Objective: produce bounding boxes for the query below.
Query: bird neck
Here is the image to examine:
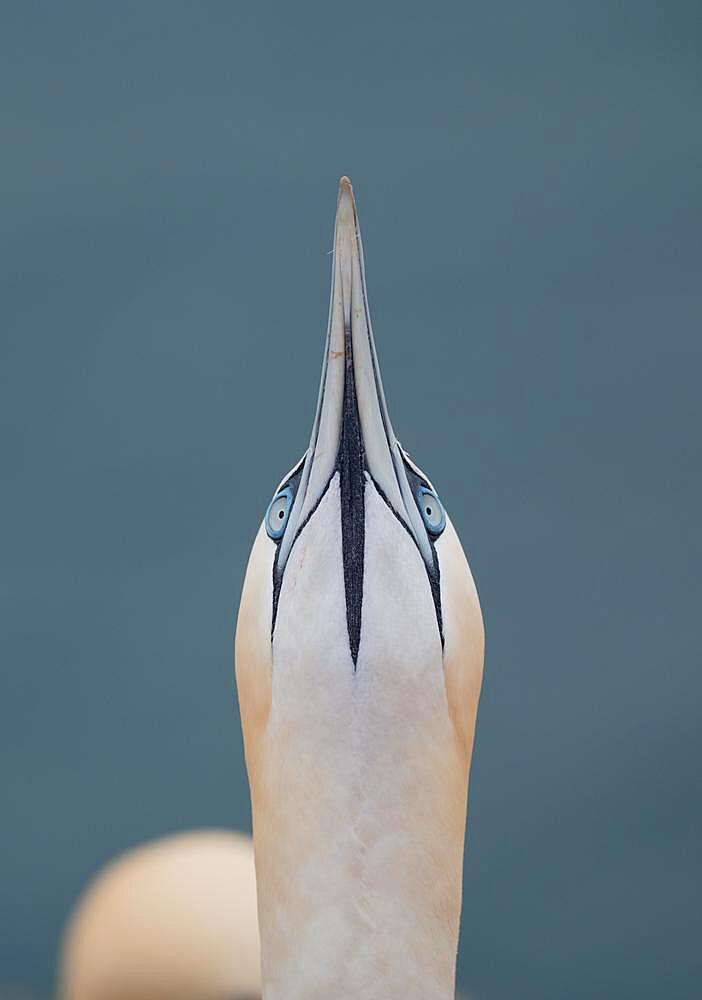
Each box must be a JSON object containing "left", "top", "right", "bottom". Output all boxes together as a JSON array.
[
  {"left": 252, "top": 787, "right": 465, "bottom": 1000},
  {"left": 248, "top": 649, "right": 470, "bottom": 1000}
]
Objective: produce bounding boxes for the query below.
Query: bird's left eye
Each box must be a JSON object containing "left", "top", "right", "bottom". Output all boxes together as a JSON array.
[
  {"left": 265, "top": 487, "right": 293, "bottom": 540},
  {"left": 416, "top": 486, "right": 446, "bottom": 536}
]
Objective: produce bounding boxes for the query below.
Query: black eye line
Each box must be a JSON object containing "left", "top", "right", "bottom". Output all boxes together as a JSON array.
[
  {"left": 270, "top": 470, "right": 333, "bottom": 641},
  {"left": 367, "top": 469, "right": 444, "bottom": 650}
]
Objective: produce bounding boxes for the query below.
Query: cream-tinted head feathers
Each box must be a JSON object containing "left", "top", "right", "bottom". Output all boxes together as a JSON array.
[{"left": 59, "top": 831, "right": 261, "bottom": 1000}]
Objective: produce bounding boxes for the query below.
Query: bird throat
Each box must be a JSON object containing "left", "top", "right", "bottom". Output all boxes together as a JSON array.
[{"left": 338, "top": 314, "right": 365, "bottom": 668}]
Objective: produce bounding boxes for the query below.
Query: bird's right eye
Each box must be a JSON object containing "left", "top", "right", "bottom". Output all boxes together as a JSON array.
[
  {"left": 265, "top": 487, "right": 294, "bottom": 541},
  {"left": 416, "top": 485, "right": 446, "bottom": 536}
]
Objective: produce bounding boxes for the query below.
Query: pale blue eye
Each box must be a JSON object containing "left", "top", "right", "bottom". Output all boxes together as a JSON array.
[
  {"left": 265, "top": 487, "right": 293, "bottom": 540},
  {"left": 416, "top": 486, "right": 446, "bottom": 536}
]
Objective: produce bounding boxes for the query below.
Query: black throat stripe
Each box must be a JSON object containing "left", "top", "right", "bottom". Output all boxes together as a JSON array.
[{"left": 338, "top": 315, "right": 365, "bottom": 667}]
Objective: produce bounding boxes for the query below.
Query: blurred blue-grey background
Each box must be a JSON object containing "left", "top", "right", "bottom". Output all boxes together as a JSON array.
[{"left": 2, "top": 3, "right": 700, "bottom": 998}]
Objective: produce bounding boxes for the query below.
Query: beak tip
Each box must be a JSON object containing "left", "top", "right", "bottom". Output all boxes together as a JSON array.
[
  {"left": 335, "top": 176, "right": 358, "bottom": 236},
  {"left": 337, "top": 176, "right": 356, "bottom": 213}
]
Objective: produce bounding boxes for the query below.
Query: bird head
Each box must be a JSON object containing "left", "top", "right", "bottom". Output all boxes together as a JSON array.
[{"left": 237, "top": 177, "right": 482, "bottom": 707}]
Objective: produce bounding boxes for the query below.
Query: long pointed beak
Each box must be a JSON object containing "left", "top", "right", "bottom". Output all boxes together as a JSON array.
[{"left": 277, "top": 177, "right": 432, "bottom": 578}]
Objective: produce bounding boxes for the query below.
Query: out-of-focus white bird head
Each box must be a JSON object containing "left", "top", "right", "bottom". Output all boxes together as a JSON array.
[{"left": 59, "top": 831, "right": 261, "bottom": 1000}]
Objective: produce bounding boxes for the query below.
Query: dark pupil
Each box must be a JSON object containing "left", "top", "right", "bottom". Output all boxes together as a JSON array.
[
  {"left": 278, "top": 508, "right": 285, "bottom": 519},
  {"left": 426, "top": 506, "right": 432, "bottom": 516}
]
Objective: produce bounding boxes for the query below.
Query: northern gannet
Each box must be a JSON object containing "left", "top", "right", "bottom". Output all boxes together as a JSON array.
[
  {"left": 236, "top": 178, "right": 484, "bottom": 999},
  {"left": 59, "top": 830, "right": 261, "bottom": 1000}
]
